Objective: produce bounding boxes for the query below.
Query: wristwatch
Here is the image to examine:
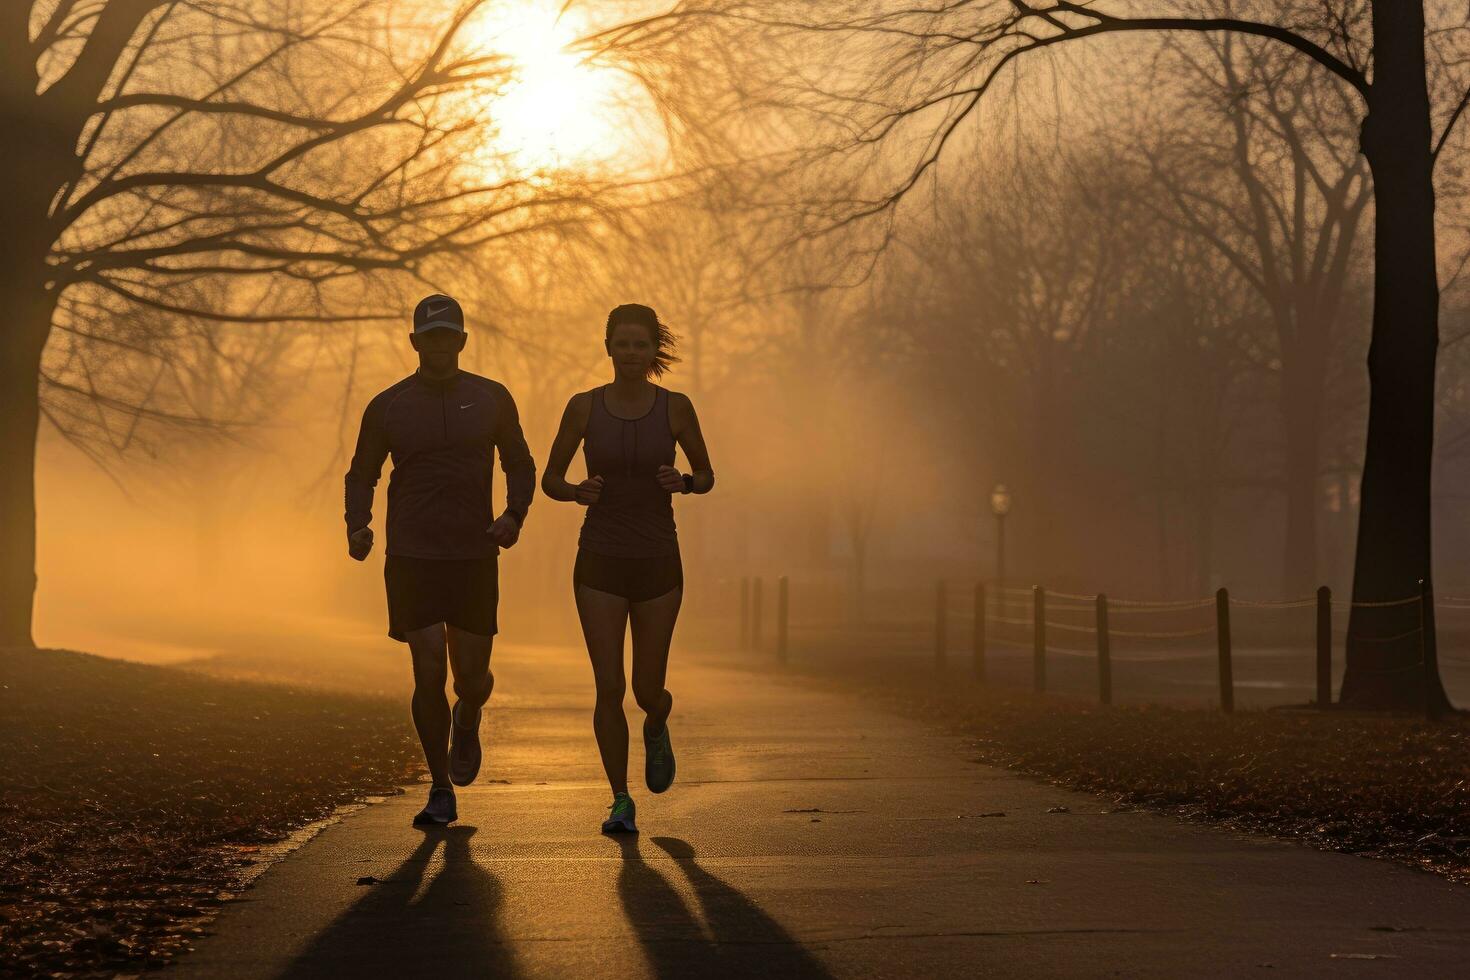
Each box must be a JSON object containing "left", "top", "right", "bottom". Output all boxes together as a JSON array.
[{"left": 681, "top": 473, "right": 694, "bottom": 495}]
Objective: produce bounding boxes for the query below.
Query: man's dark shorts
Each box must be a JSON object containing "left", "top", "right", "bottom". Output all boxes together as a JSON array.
[{"left": 385, "top": 555, "right": 498, "bottom": 641}]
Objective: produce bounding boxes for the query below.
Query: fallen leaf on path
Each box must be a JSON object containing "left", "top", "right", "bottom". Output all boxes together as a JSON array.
[
  {"left": 1046, "top": 806, "right": 1071, "bottom": 814},
  {"left": 1329, "top": 954, "right": 1399, "bottom": 960}
]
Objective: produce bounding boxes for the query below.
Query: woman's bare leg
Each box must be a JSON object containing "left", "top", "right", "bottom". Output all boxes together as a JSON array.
[
  {"left": 630, "top": 587, "right": 681, "bottom": 738},
  {"left": 576, "top": 584, "right": 632, "bottom": 794}
]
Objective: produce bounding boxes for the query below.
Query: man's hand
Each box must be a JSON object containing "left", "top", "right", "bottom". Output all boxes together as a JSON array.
[
  {"left": 488, "top": 512, "right": 521, "bottom": 549},
  {"left": 656, "top": 465, "right": 685, "bottom": 494},
  {"left": 575, "top": 475, "right": 604, "bottom": 506},
  {"left": 347, "top": 526, "right": 373, "bottom": 561}
]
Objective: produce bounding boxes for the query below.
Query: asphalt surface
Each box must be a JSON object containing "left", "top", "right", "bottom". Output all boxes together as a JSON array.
[{"left": 177, "top": 642, "right": 1469, "bottom": 979}]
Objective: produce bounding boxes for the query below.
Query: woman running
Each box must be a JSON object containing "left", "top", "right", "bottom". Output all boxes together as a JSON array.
[{"left": 541, "top": 304, "right": 714, "bottom": 834}]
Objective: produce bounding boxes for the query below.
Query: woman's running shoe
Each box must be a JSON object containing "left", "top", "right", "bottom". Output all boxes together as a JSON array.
[
  {"left": 449, "top": 701, "right": 482, "bottom": 786},
  {"left": 413, "top": 786, "right": 457, "bottom": 825},
  {"left": 644, "top": 725, "right": 675, "bottom": 794},
  {"left": 601, "top": 792, "right": 638, "bottom": 834}
]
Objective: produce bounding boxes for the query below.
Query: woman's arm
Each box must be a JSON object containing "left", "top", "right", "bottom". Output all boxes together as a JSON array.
[
  {"left": 541, "top": 392, "right": 600, "bottom": 503},
  {"left": 668, "top": 391, "right": 714, "bottom": 494}
]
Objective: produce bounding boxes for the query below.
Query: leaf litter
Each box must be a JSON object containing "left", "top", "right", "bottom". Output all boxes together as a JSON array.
[
  {"left": 0, "top": 647, "right": 420, "bottom": 978},
  {"left": 798, "top": 662, "right": 1470, "bottom": 885}
]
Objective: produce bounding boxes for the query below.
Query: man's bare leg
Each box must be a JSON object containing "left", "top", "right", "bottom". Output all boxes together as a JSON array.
[
  {"left": 445, "top": 625, "right": 493, "bottom": 785},
  {"left": 406, "top": 623, "right": 452, "bottom": 787},
  {"left": 447, "top": 625, "right": 494, "bottom": 721}
]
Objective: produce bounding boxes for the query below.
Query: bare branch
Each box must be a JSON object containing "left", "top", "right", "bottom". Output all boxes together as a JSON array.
[{"left": 1433, "top": 83, "right": 1470, "bottom": 166}]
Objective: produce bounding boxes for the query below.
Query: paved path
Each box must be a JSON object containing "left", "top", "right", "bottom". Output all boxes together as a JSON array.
[{"left": 179, "top": 643, "right": 1468, "bottom": 978}]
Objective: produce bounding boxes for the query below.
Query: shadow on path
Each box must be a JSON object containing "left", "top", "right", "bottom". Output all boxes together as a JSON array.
[
  {"left": 281, "top": 825, "right": 518, "bottom": 979},
  {"left": 614, "top": 834, "right": 832, "bottom": 979}
]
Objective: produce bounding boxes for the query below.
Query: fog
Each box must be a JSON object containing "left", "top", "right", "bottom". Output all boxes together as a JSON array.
[
  {"left": 28, "top": 226, "right": 1470, "bottom": 676},
  {"left": 13, "top": 1, "right": 1470, "bottom": 711}
]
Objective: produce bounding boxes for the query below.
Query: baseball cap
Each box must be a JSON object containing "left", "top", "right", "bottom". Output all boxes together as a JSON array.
[{"left": 413, "top": 294, "right": 465, "bottom": 333}]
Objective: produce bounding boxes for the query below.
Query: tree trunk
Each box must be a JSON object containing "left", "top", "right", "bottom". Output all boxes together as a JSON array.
[
  {"left": 1154, "top": 403, "right": 1172, "bottom": 598},
  {"left": 1153, "top": 347, "right": 1173, "bottom": 596},
  {"left": 806, "top": 498, "right": 831, "bottom": 565},
  {"left": 1339, "top": 0, "right": 1451, "bottom": 710},
  {"left": 1193, "top": 459, "right": 1216, "bottom": 598},
  {"left": 1033, "top": 330, "right": 1057, "bottom": 581},
  {"left": 0, "top": 43, "right": 77, "bottom": 649},
  {"left": 193, "top": 466, "right": 225, "bottom": 601},
  {"left": 1280, "top": 354, "right": 1325, "bottom": 598},
  {"left": 0, "top": 120, "right": 60, "bottom": 648},
  {"left": 0, "top": 299, "right": 50, "bottom": 648}
]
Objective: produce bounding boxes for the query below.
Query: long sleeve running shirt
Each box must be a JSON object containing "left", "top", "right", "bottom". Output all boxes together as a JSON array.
[{"left": 344, "top": 370, "right": 535, "bottom": 559}]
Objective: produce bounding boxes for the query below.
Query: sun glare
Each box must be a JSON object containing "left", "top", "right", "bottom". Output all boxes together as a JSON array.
[{"left": 470, "top": 2, "right": 657, "bottom": 173}]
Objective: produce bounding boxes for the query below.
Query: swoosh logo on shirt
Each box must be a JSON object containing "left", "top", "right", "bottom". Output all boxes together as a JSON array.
[{"left": 460, "top": 403, "right": 475, "bottom": 409}]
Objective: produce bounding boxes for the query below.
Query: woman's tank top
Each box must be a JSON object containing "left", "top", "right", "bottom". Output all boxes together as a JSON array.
[{"left": 578, "top": 385, "right": 678, "bottom": 557}]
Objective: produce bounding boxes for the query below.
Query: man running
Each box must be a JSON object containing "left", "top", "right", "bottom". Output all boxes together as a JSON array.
[{"left": 344, "top": 293, "right": 535, "bottom": 826}]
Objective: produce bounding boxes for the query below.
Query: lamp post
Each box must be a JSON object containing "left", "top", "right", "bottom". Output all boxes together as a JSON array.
[{"left": 990, "top": 484, "right": 1012, "bottom": 597}]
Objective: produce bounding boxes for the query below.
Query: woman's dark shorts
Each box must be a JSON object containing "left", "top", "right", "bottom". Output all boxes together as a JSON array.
[
  {"left": 573, "top": 548, "right": 683, "bottom": 603},
  {"left": 385, "top": 555, "right": 498, "bottom": 641}
]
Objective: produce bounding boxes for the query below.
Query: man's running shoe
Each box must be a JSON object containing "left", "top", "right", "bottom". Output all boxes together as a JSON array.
[
  {"left": 413, "top": 786, "right": 457, "bottom": 825},
  {"left": 601, "top": 792, "right": 637, "bottom": 834},
  {"left": 644, "top": 725, "right": 675, "bottom": 794},
  {"left": 449, "top": 700, "right": 482, "bottom": 787}
]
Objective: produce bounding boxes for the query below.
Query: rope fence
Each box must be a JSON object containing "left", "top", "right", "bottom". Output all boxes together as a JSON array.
[{"left": 732, "top": 574, "right": 1452, "bottom": 720}]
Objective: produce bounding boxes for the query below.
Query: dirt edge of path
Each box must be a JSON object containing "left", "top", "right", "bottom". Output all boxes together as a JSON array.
[{"left": 761, "top": 655, "right": 1469, "bottom": 886}]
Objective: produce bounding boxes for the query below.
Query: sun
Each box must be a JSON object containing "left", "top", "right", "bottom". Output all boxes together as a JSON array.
[{"left": 469, "top": 2, "right": 660, "bottom": 173}]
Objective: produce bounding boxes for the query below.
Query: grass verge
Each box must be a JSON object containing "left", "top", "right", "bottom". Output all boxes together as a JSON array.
[
  {"left": 796, "top": 662, "right": 1468, "bottom": 884},
  {"left": 0, "top": 647, "right": 419, "bottom": 978}
]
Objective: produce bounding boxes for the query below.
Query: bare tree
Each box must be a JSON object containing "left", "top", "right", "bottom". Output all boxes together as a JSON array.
[
  {"left": 1128, "top": 235, "right": 1265, "bottom": 597},
  {"left": 904, "top": 152, "right": 1139, "bottom": 583},
  {"left": 145, "top": 290, "right": 303, "bottom": 595},
  {"left": 0, "top": 1, "right": 608, "bottom": 646},
  {"left": 1137, "top": 30, "right": 1371, "bottom": 597},
  {"left": 607, "top": 0, "right": 1470, "bottom": 710}
]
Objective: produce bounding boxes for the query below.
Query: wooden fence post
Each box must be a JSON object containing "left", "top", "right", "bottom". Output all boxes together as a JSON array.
[
  {"left": 1316, "top": 586, "right": 1332, "bottom": 708},
  {"left": 973, "top": 583, "right": 987, "bottom": 683},
  {"left": 1216, "top": 587, "right": 1233, "bottom": 713},
  {"left": 752, "top": 577, "right": 764, "bottom": 652},
  {"left": 1096, "top": 593, "right": 1112, "bottom": 706},
  {"left": 776, "top": 575, "right": 789, "bottom": 664},
  {"left": 739, "top": 577, "right": 750, "bottom": 651},
  {"left": 1033, "top": 585, "right": 1046, "bottom": 694},
  {"left": 935, "top": 580, "right": 948, "bottom": 671}
]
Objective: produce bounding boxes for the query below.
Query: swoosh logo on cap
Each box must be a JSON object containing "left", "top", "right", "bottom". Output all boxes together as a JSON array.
[{"left": 426, "top": 302, "right": 450, "bottom": 317}]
